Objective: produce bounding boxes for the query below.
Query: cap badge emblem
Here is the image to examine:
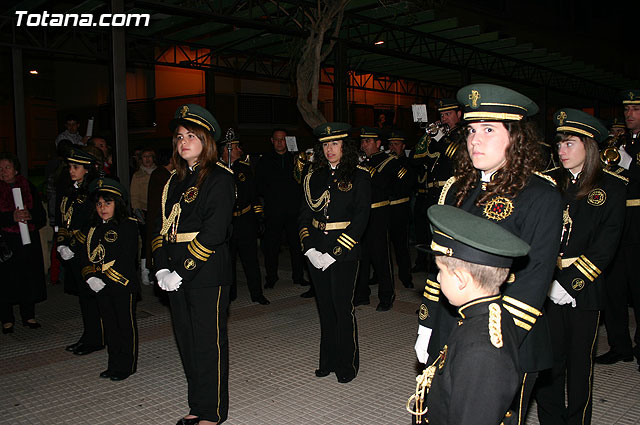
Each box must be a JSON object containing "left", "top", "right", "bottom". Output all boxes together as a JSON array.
[
  {"left": 179, "top": 105, "right": 189, "bottom": 118},
  {"left": 629, "top": 92, "right": 635, "bottom": 101},
  {"left": 469, "top": 90, "right": 480, "bottom": 108},
  {"left": 557, "top": 111, "right": 567, "bottom": 126}
]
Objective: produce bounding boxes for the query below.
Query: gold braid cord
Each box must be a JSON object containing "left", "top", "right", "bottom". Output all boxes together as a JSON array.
[
  {"left": 160, "top": 173, "right": 182, "bottom": 236},
  {"left": 489, "top": 303, "right": 503, "bottom": 348},
  {"left": 406, "top": 352, "right": 442, "bottom": 424},
  {"left": 303, "top": 172, "right": 330, "bottom": 212},
  {"left": 86, "top": 227, "right": 105, "bottom": 265}
]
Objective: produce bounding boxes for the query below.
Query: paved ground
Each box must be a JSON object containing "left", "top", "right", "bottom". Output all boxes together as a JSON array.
[{"left": 2, "top": 247, "right": 639, "bottom": 424}]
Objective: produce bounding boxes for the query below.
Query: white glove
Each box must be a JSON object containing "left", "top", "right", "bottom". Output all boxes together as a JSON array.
[
  {"left": 155, "top": 269, "right": 171, "bottom": 291},
  {"left": 304, "top": 248, "right": 324, "bottom": 270},
  {"left": 163, "top": 271, "right": 183, "bottom": 291},
  {"left": 57, "top": 245, "right": 75, "bottom": 260},
  {"left": 548, "top": 280, "right": 575, "bottom": 306},
  {"left": 415, "top": 325, "right": 432, "bottom": 364},
  {"left": 86, "top": 277, "right": 106, "bottom": 293},
  {"left": 319, "top": 253, "right": 336, "bottom": 271},
  {"left": 619, "top": 145, "right": 632, "bottom": 170}
]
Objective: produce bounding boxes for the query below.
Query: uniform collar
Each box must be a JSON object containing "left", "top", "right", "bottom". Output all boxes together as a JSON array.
[{"left": 457, "top": 295, "right": 502, "bottom": 319}]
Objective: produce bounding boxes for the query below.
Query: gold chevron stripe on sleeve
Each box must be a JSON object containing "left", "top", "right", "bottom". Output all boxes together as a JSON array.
[
  {"left": 188, "top": 245, "right": 209, "bottom": 262},
  {"left": 578, "top": 255, "right": 601, "bottom": 276},
  {"left": 424, "top": 293, "right": 439, "bottom": 302},
  {"left": 105, "top": 268, "right": 129, "bottom": 286},
  {"left": 192, "top": 238, "right": 213, "bottom": 254},
  {"left": 512, "top": 318, "right": 532, "bottom": 331},
  {"left": 502, "top": 296, "right": 542, "bottom": 317},
  {"left": 573, "top": 259, "right": 596, "bottom": 281},
  {"left": 503, "top": 305, "right": 537, "bottom": 325},
  {"left": 398, "top": 168, "right": 407, "bottom": 179}
]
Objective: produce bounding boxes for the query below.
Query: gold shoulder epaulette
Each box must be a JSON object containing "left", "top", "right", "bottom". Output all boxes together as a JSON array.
[
  {"left": 533, "top": 171, "right": 557, "bottom": 186},
  {"left": 488, "top": 303, "right": 503, "bottom": 348},
  {"left": 217, "top": 162, "right": 234, "bottom": 174},
  {"left": 357, "top": 165, "right": 369, "bottom": 172},
  {"left": 603, "top": 168, "right": 629, "bottom": 183},
  {"left": 438, "top": 177, "right": 456, "bottom": 205}
]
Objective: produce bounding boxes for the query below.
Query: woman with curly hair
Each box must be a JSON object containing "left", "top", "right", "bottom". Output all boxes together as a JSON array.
[
  {"left": 414, "top": 84, "right": 563, "bottom": 422},
  {"left": 298, "top": 122, "right": 371, "bottom": 383}
]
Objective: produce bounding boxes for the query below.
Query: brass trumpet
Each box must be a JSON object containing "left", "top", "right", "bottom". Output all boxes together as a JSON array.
[
  {"left": 600, "top": 134, "right": 624, "bottom": 166},
  {"left": 426, "top": 121, "right": 450, "bottom": 137}
]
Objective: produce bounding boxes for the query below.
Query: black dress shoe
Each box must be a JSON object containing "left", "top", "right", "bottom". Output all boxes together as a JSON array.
[
  {"left": 65, "top": 341, "right": 82, "bottom": 352},
  {"left": 2, "top": 325, "right": 14, "bottom": 334},
  {"left": 315, "top": 369, "right": 331, "bottom": 377},
  {"left": 252, "top": 295, "right": 270, "bottom": 305},
  {"left": 336, "top": 374, "right": 355, "bottom": 383},
  {"left": 176, "top": 417, "right": 199, "bottom": 425},
  {"left": 23, "top": 321, "right": 41, "bottom": 329},
  {"left": 99, "top": 370, "right": 112, "bottom": 379},
  {"left": 300, "top": 289, "right": 315, "bottom": 298},
  {"left": 376, "top": 295, "right": 395, "bottom": 312},
  {"left": 353, "top": 299, "right": 370, "bottom": 306},
  {"left": 402, "top": 280, "right": 414, "bottom": 289},
  {"left": 73, "top": 344, "right": 105, "bottom": 356},
  {"left": 595, "top": 350, "right": 633, "bottom": 364},
  {"left": 110, "top": 372, "right": 131, "bottom": 381}
]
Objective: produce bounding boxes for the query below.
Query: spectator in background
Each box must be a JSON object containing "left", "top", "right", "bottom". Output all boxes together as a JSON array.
[
  {"left": 55, "top": 114, "right": 86, "bottom": 147},
  {"left": 130, "top": 148, "right": 156, "bottom": 286},
  {"left": 0, "top": 152, "right": 47, "bottom": 334}
]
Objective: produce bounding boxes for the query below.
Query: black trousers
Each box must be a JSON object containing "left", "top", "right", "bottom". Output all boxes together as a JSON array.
[
  {"left": 308, "top": 260, "right": 359, "bottom": 379},
  {"left": 355, "top": 208, "right": 394, "bottom": 304},
  {"left": 536, "top": 302, "right": 600, "bottom": 425},
  {"left": 230, "top": 214, "right": 263, "bottom": 300},
  {"left": 602, "top": 245, "right": 640, "bottom": 356},
  {"left": 263, "top": 210, "right": 305, "bottom": 284},
  {"left": 413, "top": 193, "right": 429, "bottom": 267},
  {"left": 168, "top": 285, "right": 230, "bottom": 424},
  {"left": 68, "top": 259, "right": 104, "bottom": 347},
  {"left": 97, "top": 292, "right": 138, "bottom": 376},
  {"left": 0, "top": 301, "right": 35, "bottom": 324},
  {"left": 389, "top": 203, "right": 412, "bottom": 285}
]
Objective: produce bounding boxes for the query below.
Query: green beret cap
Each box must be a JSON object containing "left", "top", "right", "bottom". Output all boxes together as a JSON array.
[
  {"left": 170, "top": 104, "right": 222, "bottom": 142},
  {"left": 313, "top": 122, "right": 351, "bottom": 142},
  {"left": 456, "top": 83, "right": 539, "bottom": 122},
  {"left": 89, "top": 177, "right": 127, "bottom": 201},
  {"left": 621, "top": 90, "right": 640, "bottom": 105},
  {"left": 66, "top": 147, "right": 97, "bottom": 166},
  {"left": 428, "top": 205, "right": 530, "bottom": 268},
  {"left": 553, "top": 108, "right": 608, "bottom": 143},
  {"left": 437, "top": 98, "right": 460, "bottom": 112}
]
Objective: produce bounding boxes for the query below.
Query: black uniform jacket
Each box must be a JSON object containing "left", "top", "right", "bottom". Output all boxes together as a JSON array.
[
  {"left": 412, "top": 126, "right": 464, "bottom": 192},
  {"left": 152, "top": 162, "right": 235, "bottom": 288},
  {"left": 426, "top": 296, "right": 520, "bottom": 425},
  {"left": 255, "top": 150, "right": 301, "bottom": 216},
  {"left": 81, "top": 217, "right": 140, "bottom": 295},
  {"left": 545, "top": 167, "right": 627, "bottom": 310},
  {"left": 298, "top": 165, "right": 371, "bottom": 262},
  {"left": 419, "top": 172, "right": 563, "bottom": 372},
  {"left": 612, "top": 132, "right": 640, "bottom": 246},
  {"left": 57, "top": 183, "right": 94, "bottom": 252},
  {"left": 232, "top": 159, "right": 262, "bottom": 217},
  {"left": 390, "top": 153, "right": 417, "bottom": 203},
  {"left": 361, "top": 151, "right": 408, "bottom": 207}
]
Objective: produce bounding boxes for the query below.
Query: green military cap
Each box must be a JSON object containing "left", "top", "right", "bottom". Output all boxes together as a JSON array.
[
  {"left": 358, "top": 126, "right": 380, "bottom": 139},
  {"left": 170, "top": 103, "right": 222, "bottom": 142},
  {"left": 427, "top": 205, "right": 530, "bottom": 268},
  {"left": 609, "top": 117, "right": 626, "bottom": 130},
  {"left": 553, "top": 108, "right": 608, "bottom": 143},
  {"left": 66, "top": 147, "right": 97, "bottom": 166},
  {"left": 313, "top": 122, "right": 351, "bottom": 142},
  {"left": 621, "top": 90, "right": 640, "bottom": 105},
  {"left": 436, "top": 98, "right": 460, "bottom": 112},
  {"left": 388, "top": 130, "right": 406, "bottom": 143},
  {"left": 456, "top": 83, "right": 539, "bottom": 122},
  {"left": 89, "top": 177, "right": 127, "bottom": 201}
]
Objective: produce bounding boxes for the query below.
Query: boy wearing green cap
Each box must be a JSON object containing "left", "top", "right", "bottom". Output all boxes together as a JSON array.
[{"left": 410, "top": 204, "right": 528, "bottom": 425}]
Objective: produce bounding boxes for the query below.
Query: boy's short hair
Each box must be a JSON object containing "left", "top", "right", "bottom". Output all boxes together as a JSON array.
[{"left": 437, "top": 255, "right": 509, "bottom": 293}]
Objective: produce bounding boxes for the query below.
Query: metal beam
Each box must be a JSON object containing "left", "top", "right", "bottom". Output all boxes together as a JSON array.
[{"left": 12, "top": 47, "right": 28, "bottom": 177}]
